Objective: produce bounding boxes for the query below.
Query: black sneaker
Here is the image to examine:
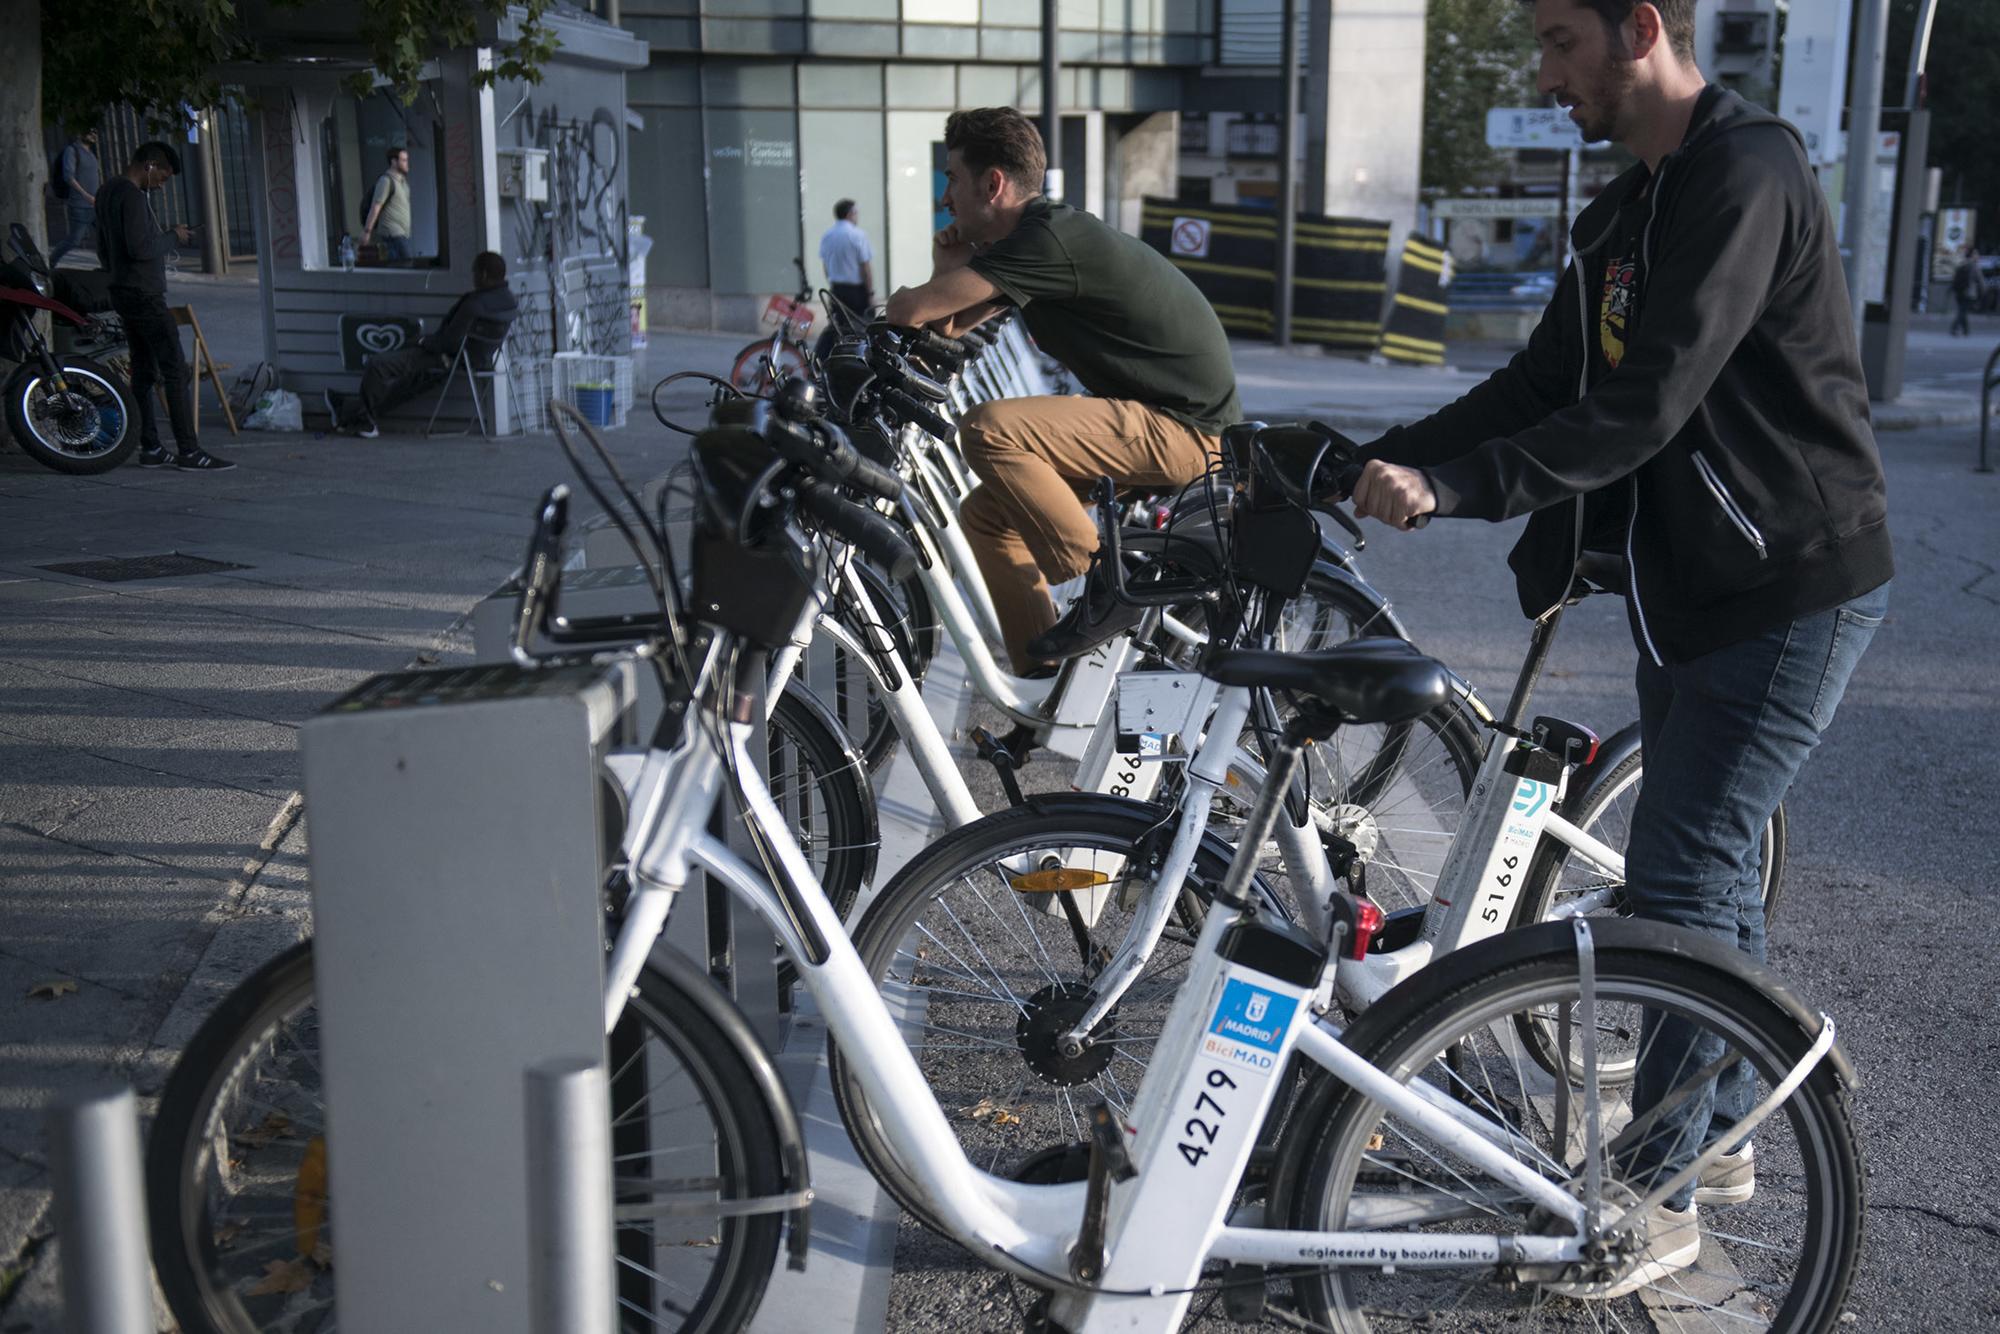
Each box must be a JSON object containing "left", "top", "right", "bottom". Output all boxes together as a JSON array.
[
  {"left": 175, "top": 449, "right": 237, "bottom": 472},
  {"left": 1025, "top": 556, "right": 1147, "bottom": 663},
  {"left": 137, "top": 446, "right": 171, "bottom": 468}
]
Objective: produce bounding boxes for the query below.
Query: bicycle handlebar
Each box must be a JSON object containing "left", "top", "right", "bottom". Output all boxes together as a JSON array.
[
  {"left": 796, "top": 481, "right": 918, "bottom": 581},
  {"left": 879, "top": 386, "right": 956, "bottom": 443}
]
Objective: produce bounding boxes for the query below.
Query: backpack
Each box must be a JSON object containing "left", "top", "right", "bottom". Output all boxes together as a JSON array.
[
  {"left": 360, "top": 173, "right": 396, "bottom": 229},
  {"left": 47, "top": 147, "right": 70, "bottom": 201}
]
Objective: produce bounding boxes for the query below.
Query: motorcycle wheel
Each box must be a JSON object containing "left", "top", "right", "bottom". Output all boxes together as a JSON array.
[{"left": 5, "top": 357, "right": 140, "bottom": 475}]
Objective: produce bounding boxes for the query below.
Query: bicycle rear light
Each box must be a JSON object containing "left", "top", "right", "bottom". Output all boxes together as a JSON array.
[{"left": 1348, "top": 896, "right": 1384, "bottom": 961}]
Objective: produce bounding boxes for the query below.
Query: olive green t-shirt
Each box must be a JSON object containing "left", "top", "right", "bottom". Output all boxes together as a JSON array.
[
  {"left": 968, "top": 200, "right": 1241, "bottom": 436},
  {"left": 371, "top": 171, "right": 411, "bottom": 239}
]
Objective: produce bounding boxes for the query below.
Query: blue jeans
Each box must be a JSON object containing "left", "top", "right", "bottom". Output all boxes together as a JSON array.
[
  {"left": 1619, "top": 582, "right": 1889, "bottom": 1206},
  {"left": 49, "top": 206, "right": 96, "bottom": 267},
  {"left": 379, "top": 234, "right": 411, "bottom": 262}
]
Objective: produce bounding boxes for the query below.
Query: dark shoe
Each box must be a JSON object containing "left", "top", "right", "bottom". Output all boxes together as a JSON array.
[
  {"left": 137, "top": 446, "right": 171, "bottom": 468},
  {"left": 175, "top": 449, "right": 237, "bottom": 472},
  {"left": 1025, "top": 559, "right": 1147, "bottom": 662}
]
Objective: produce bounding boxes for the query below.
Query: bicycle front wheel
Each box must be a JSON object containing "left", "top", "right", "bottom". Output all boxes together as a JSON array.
[
  {"left": 147, "top": 942, "right": 786, "bottom": 1334},
  {"left": 1281, "top": 920, "right": 1862, "bottom": 1332}
]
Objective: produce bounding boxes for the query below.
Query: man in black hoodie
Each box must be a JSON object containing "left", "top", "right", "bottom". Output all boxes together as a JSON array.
[
  {"left": 325, "top": 250, "right": 519, "bottom": 436},
  {"left": 1341, "top": 0, "right": 1891, "bottom": 1284}
]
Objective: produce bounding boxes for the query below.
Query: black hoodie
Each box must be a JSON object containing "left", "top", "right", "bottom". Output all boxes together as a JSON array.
[{"left": 1367, "top": 87, "right": 1892, "bottom": 663}]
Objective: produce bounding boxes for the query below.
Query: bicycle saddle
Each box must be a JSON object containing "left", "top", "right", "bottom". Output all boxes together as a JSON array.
[{"left": 1203, "top": 638, "right": 1450, "bottom": 728}]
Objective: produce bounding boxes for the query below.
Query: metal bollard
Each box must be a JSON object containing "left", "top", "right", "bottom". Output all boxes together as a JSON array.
[
  {"left": 47, "top": 1083, "right": 153, "bottom": 1334},
  {"left": 1980, "top": 342, "right": 1999, "bottom": 472},
  {"left": 525, "top": 1057, "right": 616, "bottom": 1334}
]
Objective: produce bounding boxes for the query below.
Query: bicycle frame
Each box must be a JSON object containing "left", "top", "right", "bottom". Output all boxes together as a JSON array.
[{"left": 595, "top": 631, "right": 1752, "bottom": 1334}]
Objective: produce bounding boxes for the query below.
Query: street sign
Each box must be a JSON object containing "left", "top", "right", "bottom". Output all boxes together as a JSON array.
[
  {"left": 1170, "top": 216, "right": 1212, "bottom": 258},
  {"left": 1484, "top": 107, "right": 1608, "bottom": 152},
  {"left": 1777, "top": 0, "right": 1854, "bottom": 165},
  {"left": 1432, "top": 197, "right": 1563, "bottom": 219}
]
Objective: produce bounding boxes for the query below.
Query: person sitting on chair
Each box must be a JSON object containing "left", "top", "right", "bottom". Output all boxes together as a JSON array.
[{"left": 325, "top": 250, "right": 518, "bottom": 437}]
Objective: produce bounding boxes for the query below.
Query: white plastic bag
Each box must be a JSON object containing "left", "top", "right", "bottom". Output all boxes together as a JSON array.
[{"left": 243, "top": 388, "right": 303, "bottom": 431}]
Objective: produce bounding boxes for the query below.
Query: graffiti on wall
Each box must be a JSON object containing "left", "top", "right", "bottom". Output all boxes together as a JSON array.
[{"left": 499, "top": 94, "right": 632, "bottom": 360}]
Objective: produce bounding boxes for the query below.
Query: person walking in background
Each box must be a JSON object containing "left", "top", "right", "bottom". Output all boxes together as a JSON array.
[
  {"left": 1949, "top": 246, "right": 1982, "bottom": 336},
  {"left": 815, "top": 199, "right": 874, "bottom": 359},
  {"left": 361, "top": 147, "right": 414, "bottom": 262},
  {"left": 47, "top": 128, "right": 103, "bottom": 268},
  {"left": 97, "top": 141, "right": 234, "bottom": 472},
  {"left": 324, "top": 251, "right": 518, "bottom": 437}
]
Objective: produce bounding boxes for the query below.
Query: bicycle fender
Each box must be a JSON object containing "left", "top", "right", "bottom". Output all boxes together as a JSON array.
[
  {"left": 1263, "top": 916, "right": 1856, "bottom": 1232},
  {"left": 643, "top": 941, "right": 817, "bottom": 1270}
]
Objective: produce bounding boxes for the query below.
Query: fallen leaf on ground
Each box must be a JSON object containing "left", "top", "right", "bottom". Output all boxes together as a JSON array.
[
  {"left": 294, "top": 1135, "right": 329, "bottom": 1257},
  {"left": 964, "top": 1097, "right": 1025, "bottom": 1130},
  {"left": 236, "top": 1111, "right": 292, "bottom": 1150},
  {"left": 26, "top": 980, "right": 77, "bottom": 999},
  {"left": 248, "top": 1255, "right": 318, "bottom": 1296}
]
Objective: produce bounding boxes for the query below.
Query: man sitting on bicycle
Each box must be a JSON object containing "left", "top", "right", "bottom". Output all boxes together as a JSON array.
[
  {"left": 1336, "top": 0, "right": 1891, "bottom": 1275},
  {"left": 884, "top": 107, "right": 1241, "bottom": 675}
]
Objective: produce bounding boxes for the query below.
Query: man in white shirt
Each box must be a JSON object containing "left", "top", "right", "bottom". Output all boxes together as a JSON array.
[{"left": 816, "top": 199, "right": 874, "bottom": 357}]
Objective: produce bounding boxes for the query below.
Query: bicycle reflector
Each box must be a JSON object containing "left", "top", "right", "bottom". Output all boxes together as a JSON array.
[
  {"left": 1010, "top": 867, "right": 1113, "bottom": 894},
  {"left": 1338, "top": 895, "right": 1385, "bottom": 961}
]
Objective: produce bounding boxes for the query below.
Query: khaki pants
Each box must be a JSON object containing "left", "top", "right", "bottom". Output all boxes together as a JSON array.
[{"left": 958, "top": 396, "right": 1220, "bottom": 671}]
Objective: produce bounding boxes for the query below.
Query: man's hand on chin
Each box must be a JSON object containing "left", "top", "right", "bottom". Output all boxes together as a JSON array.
[
  {"left": 1349, "top": 460, "right": 1437, "bottom": 531},
  {"left": 932, "top": 225, "right": 975, "bottom": 274}
]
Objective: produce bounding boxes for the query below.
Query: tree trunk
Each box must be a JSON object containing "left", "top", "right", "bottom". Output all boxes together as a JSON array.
[{"left": 0, "top": 0, "right": 46, "bottom": 256}]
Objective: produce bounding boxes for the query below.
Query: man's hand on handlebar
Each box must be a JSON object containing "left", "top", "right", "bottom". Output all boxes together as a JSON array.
[{"left": 1348, "top": 460, "right": 1437, "bottom": 532}]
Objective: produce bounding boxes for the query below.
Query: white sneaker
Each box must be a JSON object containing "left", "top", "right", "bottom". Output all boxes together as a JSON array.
[
  {"left": 1552, "top": 1201, "right": 1701, "bottom": 1301},
  {"left": 1694, "top": 1142, "right": 1756, "bottom": 1206}
]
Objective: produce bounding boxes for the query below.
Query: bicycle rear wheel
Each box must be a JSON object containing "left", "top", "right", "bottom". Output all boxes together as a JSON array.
[
  {"left": 147, "top": 941, "right": 786, "bottom": 1334},
  {"left": 1280, "top": 919, "right": 1862, "bottom": 1332}
]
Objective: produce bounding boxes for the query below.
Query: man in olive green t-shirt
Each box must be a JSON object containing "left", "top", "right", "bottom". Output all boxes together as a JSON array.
[
  {"left": 884, "top": 107, "right": 1241, "bottom": 674},
  {"left": 362, "top": 146, "right": 413, "bottom": 262}
]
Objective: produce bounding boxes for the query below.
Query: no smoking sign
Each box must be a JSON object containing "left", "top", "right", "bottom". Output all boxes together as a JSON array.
[{"left": 1171, "top": 216, "right": 1211, "bottom": 259}]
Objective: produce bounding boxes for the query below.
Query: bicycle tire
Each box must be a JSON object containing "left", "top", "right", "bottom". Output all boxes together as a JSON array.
[
  {"left": 729, "top": 338, "right": 808, "bottom": 393},
  {"left": 768, "top": 681, "right": 878, "bottom": 925},
  {"left": 1278, "top": 918, "right": 1862, "bottom": 1332},
  {"left": 146, "top": 940, "right": 787, "bottom": 1334},
  {"left": 1505, "top": 737, "right": 1789, "bottom": 1084},
  {"left": 814, "top": 556, "right": 939, "bottom": 773},
  {"left": 829, "top": 796, "right": 1276, "bottom": 1240},
  {"left": 1172, "top": 563, "right": 1485, "bottom": 917}
]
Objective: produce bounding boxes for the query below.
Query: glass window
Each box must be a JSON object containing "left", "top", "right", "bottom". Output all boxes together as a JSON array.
[
  {"left": 705, "top": 107, "right": 803, "bottom": 295},
  {"left": 319, "top": 87, "right": 448, "bottom": 268}
]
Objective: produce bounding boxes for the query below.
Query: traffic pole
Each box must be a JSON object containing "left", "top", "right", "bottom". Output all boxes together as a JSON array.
[{"left": 1275, "top": 0, "right": 1300, "bottom": 347}]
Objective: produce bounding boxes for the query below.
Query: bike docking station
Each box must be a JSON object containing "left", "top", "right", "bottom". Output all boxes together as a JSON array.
[{"left": 298, "top": 659, "right": 636, "bottom": 1333}]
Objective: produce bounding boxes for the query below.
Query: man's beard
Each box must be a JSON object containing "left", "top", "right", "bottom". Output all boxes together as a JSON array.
[{"left": 1575, "top": 49, "right": 1638, "bottom": 144}]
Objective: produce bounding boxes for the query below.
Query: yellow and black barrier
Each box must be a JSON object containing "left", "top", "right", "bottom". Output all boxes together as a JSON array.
[
  {"left": 1139, "top": 198, "right": 1392, "bottom": 353},
  {"left": 1379, "top": 233, "right": 1449, "bottom": 366}
]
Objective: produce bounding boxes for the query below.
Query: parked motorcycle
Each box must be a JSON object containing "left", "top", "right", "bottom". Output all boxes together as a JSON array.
[{"left": 1, "top": 222, "right": 138, "bottom": 473}]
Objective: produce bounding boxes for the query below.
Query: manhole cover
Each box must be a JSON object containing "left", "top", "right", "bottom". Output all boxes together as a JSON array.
[{"left": 38, "top": 553, "right": 251, "bottom": 583}]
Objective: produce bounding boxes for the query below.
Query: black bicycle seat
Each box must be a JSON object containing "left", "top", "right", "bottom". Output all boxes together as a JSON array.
[{"left": 1203, "top": 638, "right": 1450, "bottom": 728}]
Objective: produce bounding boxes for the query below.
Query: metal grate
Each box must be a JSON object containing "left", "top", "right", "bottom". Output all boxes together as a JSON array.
[{"left": 38, "top": 553, "right": 251, "bottom": 583}]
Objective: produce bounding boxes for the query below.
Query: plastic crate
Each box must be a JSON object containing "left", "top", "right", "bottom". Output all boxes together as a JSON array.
[{"left": 553, "top": 353, "right": 634, "bottom": 431}]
